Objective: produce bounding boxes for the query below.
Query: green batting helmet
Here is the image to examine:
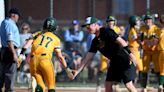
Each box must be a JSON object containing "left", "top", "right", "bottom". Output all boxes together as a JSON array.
[
  {"left": 43, "top": 17, "right": 58, "bottom": 32},
  {"left": 128, "top": 15, "right": 140, "bottom": 27},
  {"left": 144, "top": 14, "right": 153, "bottom": 21},
  {"left": 106, "top": 16, "right": 116, "bottom": 22}
]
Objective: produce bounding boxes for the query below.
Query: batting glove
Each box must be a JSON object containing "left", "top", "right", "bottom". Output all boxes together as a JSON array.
[{"left": 17, "top": 54, "right": 26, "bottom": 68}]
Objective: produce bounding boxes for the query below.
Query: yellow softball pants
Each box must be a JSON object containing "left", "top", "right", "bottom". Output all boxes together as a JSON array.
[
  {"left": 159, "top": 51, "right": 164, "bottom": 75},
  {"left": 142, "top": 50, "right": 160, "bottom": 73},
  {"left": 130, "top": 47, "right": 143, "bottom": 71},
  {"left": 30, "top": 53, "right": 55, "bottom": 91},
  {"left": 99, "top": 54, "right": 108, "bottom": 72}
]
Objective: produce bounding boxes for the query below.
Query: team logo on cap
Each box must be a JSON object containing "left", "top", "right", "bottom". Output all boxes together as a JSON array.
[{"left": 86, "top": 17, "right": 92, "bottom": 24}]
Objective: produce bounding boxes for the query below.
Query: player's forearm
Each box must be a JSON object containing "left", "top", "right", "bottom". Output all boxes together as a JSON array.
[
  {"left": 59, "top": 56, "right": 68, "bottom": 69},
  {"left": 20, "top": 39, "right": 33, "bottom": 55},
  {"left": 56, "top": 52, "right": 68, "bottom": 69},
  {"left": 79, "top": 52, "right": 94, "bottom": 71},
  {"left": 80, "top": 58, "right": 89, "bottom": 69},
  {"left": 23, "top": 39, "right": 33, "bottom": 49}
]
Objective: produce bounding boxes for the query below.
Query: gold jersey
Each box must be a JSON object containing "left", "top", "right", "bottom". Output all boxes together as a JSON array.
[
  {"left": 31, "top": 31, "right": 61, "bottom": 54},
  {"left": 128, "top": 28, "right": 140, "bottom": 48},
  {"left": 113, "top": 26, "right": 121, "bottom": 34},
  {"left": 140, "top": 25, "right": 161, "bottom": 51},
  {"left": 158, "top": 29, "right": 164, "bottom": 51}
]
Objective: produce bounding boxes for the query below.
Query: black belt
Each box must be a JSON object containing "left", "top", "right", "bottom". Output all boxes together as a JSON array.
[
  {"left": 41, "top": 53, "right": 46, "bottom": 56},
  {"left": 31, "top": 53, "right": 46, "bottom": 57}
]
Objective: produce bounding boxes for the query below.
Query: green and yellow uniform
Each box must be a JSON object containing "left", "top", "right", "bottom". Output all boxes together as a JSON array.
[
  {"left": 99, "top": 54, "right": 108, "bottom": 72},
  {"left": 128, "top": 28, "right": 143, "bottom": 71},
  {"left": 141, "top": 25, "right": 161, "bottom": 73},
  {"left": 158, "top": 29, "right": 164, "bottom": 86},
  {"left": 113, "top": 26, "right": 121, "bottom": 34},
  {"left": 30, "top": 31, "right": 60, "bottom": 91}
]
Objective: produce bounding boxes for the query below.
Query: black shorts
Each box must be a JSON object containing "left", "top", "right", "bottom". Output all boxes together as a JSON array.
[{"left": 106, "top": 58, "right": 136, "bottom": 84}]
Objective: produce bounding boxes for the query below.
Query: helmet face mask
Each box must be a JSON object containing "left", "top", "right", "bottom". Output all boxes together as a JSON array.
[{"left": 43, "top": 17, "right": 58, "bottom": 32}]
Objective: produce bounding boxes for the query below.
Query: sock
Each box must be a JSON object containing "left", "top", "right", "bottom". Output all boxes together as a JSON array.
[
  {"left": 141, "top": 72, "right": 148, "bottom": 88},
  {"left": 35, "top": 84, "right": 43, "bottom": 92},
  {"left": 48, "top": 89, "right": 55, "bottom": 92}
]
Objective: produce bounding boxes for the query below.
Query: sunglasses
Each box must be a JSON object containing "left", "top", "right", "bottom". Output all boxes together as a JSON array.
[{"left": 22, "top": 27, "right": 29, "bottom": 30}]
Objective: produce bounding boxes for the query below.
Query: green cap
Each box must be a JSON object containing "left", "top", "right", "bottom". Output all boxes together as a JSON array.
[
  {"left": 144, "top": 14, "right": 153, "bottom": 20},
  {"left": 106, "top": 16, "right": 116, "bottom": 22},
  {"left": 82, "top": 17, "right": 98, "bottom": 27}
]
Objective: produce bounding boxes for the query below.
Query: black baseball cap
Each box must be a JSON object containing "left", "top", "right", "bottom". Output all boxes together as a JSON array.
[{"left": 9, "top": 8, "right": 20, "bottom": 16}]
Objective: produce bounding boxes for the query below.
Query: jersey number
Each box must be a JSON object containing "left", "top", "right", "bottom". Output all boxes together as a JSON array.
[{"left": 39, "top": 35, "right": 53, "bottom": 48}]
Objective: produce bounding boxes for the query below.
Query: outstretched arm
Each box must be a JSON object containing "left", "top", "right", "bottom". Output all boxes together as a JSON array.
[
  {"left": 55, "top": 48, "right": 68, "bottom": 69},
  {"left": 17, "top": 39, "right": 33, "bottom": 68},
  {"left": 54, "top": 48, "right": 74, "bottom": 80},
  {"left": 22, "top": 39, "right": 33, "bottom": 50},
  {"left": 73, "top": 52, "right": 95, "bottom": 79}
]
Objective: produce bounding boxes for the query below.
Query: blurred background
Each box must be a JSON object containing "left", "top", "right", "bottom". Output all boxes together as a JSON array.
[
  {"left": 0, "top": 0, "right": 164, "bottom": 91},
  {"left": 1, "top": 0, "right": 164, "bottom": 28}
]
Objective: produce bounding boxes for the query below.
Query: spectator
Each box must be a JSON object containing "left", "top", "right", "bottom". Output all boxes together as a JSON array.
[
  {"left": 63, "top": 19, "right": 84, "bottom": 54},
  {"left": 71, "top": 50, "right": 82, "bottom": 70},
  {"left": 0, "top": 8, "right": 21, "bottom": 92},
  {"left": 17, "top": 22, "right": 32, "bottom": 84}
]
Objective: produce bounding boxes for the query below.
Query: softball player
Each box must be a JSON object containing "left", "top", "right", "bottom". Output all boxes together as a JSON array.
[
  {"left": 128, "top": 15, "right": 143, "bottom": 82},
  {"left": 106, "top": 16, "right": 121, "bottom": 34},
  {"left": 140, "top": 14, "right": 161, "bottom": 91},
  {"left": 157, "top": 14, "right": 164, "bottom": 92},
  {"left": 18, "top": 17, "right": 74, "bottom": 92}
]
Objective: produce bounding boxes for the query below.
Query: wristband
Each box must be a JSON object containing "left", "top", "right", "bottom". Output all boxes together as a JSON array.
[{"left": 20, "top": 48, "right": 26, "bottom": 54}]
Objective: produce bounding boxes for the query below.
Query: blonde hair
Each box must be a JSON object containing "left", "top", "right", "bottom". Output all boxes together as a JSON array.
[{"left": 21, "top": 22, "right": 31, "bottom": 33}]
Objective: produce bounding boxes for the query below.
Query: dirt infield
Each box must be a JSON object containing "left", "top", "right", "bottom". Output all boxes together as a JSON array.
[{"left": 14, "top": 87, "right": 158, "bottom": 92}]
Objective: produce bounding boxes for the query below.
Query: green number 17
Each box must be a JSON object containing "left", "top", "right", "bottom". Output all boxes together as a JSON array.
[{"left": 39, "top": 35, "right": 53, "bottom": 48}]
